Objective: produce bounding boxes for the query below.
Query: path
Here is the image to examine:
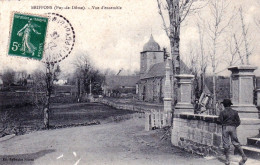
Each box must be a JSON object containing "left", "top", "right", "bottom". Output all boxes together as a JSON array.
[{"left": 0, "top": 117, "right": 257, "bottom": 165}]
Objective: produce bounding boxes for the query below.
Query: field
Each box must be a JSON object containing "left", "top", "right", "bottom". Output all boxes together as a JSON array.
[{"left": 0, "top": 102, "right": 136, "bottom": 137}]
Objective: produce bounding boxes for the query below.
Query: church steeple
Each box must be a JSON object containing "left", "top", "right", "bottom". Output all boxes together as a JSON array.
[{"left": 143, "top": 34, "right": 161, "bottom": 51}]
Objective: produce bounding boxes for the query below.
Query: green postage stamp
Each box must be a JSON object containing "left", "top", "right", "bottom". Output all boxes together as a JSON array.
[{"left": 8, "top": 13, "right": 48, "bottom": 60}]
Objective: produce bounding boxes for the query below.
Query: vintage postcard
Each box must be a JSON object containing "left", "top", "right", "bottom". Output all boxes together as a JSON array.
[{"left": 0, "top": 0, "right": 260, "bottom": 165}]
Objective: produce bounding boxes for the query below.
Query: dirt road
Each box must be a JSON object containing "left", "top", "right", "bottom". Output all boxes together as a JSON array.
[{"left": 0, "top": 117, "right": 257, "bottom": 165}]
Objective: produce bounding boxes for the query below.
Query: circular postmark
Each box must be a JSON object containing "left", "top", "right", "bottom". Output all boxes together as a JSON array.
[{"left": 42, "top": 13, "right": 75, "bottom": 64}]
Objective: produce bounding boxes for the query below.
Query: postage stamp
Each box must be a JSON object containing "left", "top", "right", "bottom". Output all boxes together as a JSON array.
[{"left": 8, "top": 12, "right": 48, "bottom": 60}]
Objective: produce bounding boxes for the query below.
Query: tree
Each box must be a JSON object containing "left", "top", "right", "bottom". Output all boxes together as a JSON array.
[
  {"left": 238, "top": 7, "right": 252, "bottom": 65},
  {"left": 156, "top": 0, "right": 207, "bottom": 104},
  {"left": 157, "top": 0, "right": 201, "bottom": 74},
  {"left": 206, "top": 0, "right": 234, "bottom": 112},
  {"left": 185, "top": 42, "right": 200, "bottom": 99},
  {"left": 43, "top": 62, "right": 61, "bottom": 128},
  {"left": 16, "top": 70, "right": 28, "bottom": 86},
  {"left": 182, "top": 13, "right": 209, "bottom": 99},
  {"left": 196, "top": 15, "right": 208, "bottom": 96},
  {"left": 31, "top": 54, "right": 61, "bottom": 129},
  {"left": 89, "top": 70, "right": 105, "bottom": 95},
  {"left": 254, "top": 1, "right": 260, "bottom": 31},
  {"left": 2, "top": 69, "right": 15, "bottom": 87},
  {"left": 74, "top": 54, "right": 105, "bottom": 97},
  {"left": 224, "top": 6, "right": 253, "bottom": 66},
  {"left": 73, "top": 53, "right": 96, "bottom": 101},
  {"left": 30, "top": 69, "right": 46, "bottom": 116},
  {"left": 225, "top": 33, "right": 244, "bottom": 66}
]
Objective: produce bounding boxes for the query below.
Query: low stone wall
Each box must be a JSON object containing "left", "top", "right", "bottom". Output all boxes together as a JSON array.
[
  {"left": 99, "top": 99, "right": 163, "bottom": 113},
  {"left": 171, "top": 113, "right": 222, "bottom": 156},
  {"left": 99, "top": 99, "right": 169, "bottom": 129}
]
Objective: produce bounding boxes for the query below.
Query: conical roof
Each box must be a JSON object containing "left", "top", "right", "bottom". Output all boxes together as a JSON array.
[{"left": 143, "top": 35, "right": 160, "bottom": 51}]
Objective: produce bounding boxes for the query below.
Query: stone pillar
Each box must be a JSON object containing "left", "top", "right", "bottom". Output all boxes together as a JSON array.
[
  {"left": 228, "top": 65, "right": 259, "bottom": 118},
  {"left": 175, "top": 74, "right": 194, "bottom": 113},
  {"left": 163, "top": 59, "right": 172, "bottom": 126}
]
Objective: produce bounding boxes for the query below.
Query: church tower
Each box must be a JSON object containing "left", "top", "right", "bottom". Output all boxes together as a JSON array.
[{"left": 140, "top": 35, "right": 164, "bottom": 77}]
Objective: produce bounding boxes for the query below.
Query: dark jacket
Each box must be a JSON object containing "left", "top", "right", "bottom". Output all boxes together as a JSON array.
[{"left": 218, "top": 107, "right": 241, "bottom": 127}]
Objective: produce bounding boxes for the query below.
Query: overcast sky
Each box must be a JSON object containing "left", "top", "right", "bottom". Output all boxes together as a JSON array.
[{"left": 0, "top": 0, "right": 259, "bottom": 76}]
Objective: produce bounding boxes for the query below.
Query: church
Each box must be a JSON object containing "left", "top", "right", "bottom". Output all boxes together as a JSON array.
[{"left": 137, "top": 35, "right": 190, "bottom": 103}]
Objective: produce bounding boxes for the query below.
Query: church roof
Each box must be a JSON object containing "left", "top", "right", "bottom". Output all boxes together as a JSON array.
[
  {"left": 104, "top": 75, "right": 139, "bottom": 89},
  {"left": 140, "top": 60, "right": 191, "bottom": 79},
  {"left": 143, "top": 35, "right": 160, "bottom": 51}
]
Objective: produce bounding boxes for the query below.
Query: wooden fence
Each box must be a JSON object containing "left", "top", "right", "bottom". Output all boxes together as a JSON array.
[{"left": 145, "top": 110, "right": 172, "bottom": 131}]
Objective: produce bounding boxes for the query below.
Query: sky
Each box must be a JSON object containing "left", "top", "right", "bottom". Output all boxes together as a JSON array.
[{"left": 0, "top": 0, "right": 259, "bottom": 76}]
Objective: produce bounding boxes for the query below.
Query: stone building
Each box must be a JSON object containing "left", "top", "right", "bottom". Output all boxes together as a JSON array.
[
  {"left": 103, "top": 75, "right": 139, "bottom": 97},
  {"left": 137, "top": 35, "right": 190, "bottom": 103}
]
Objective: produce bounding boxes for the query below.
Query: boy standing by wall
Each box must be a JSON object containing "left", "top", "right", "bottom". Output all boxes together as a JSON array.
[{"left": 218, "top": 99, "right": 247, "bottom": 165}]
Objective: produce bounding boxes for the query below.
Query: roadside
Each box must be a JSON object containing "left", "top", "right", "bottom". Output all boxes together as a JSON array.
[
  {"left": 0, "top": 102, "right": 136, "bottom": 138},
  {"left": 0, "top": 117, "right": 224, "bottom": 165}
]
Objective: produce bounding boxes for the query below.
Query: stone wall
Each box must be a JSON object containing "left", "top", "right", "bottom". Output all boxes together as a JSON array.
[
  {"left": 171, "top": 113, "right": 223, "bottom": 156},
  {"left": 99, "top": 98, "right": 163, "bottom": 113},
  {"left": 99, "top": 99, "right": 167, "bottom": 130},
  {"left": 138, "top": 78, "right": 165, "bottom": 103}
]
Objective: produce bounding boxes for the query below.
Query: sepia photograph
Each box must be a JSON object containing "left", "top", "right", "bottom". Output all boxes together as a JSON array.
[{"left": 0, "top": 0, "right": 260, "bottom": 164}]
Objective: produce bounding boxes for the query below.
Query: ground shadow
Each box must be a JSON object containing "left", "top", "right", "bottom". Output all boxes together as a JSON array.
[{"left": 0, "top": 149, "right": 55, "bottom": 165}]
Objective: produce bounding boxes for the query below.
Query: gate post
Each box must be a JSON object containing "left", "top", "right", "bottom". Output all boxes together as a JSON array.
[{"left": 228, "top": 65, "right": 259, "bottom": 118}]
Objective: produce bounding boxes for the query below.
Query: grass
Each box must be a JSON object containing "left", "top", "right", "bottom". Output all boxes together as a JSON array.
[
  {"left": 49, "top": 103, "right": 135, "bottom": 126},
  {"left": 0, "top": 102, "right": 136, "bottom": 137}
]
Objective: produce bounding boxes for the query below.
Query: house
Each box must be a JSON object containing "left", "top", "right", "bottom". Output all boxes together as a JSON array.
[{"left": 103, "top": 75, "right": 139, "bottom": 97}]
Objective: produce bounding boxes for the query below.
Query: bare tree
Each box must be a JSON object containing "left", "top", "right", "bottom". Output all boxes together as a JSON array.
[
  {"left": 239, "top": 7, "right": 252, "bottom": 65},
  {"left": 233, "top": 34, "right": 244, "bottom": 65},
  {"left": 157, "top": 0, "right": 204, "bottom": 74},
  {"left": 225, "top": 6, "right": 253, "bottom": 66},
  {"left": 34, "top": 53, "right": 61, "bottom": 129},
  {"left": 0, "top": 111, "right": 11, "bottom": 136},
  {"left": 41, "top": 63, "right": 58, "bottom": 129},
  {"left": 156, "top": 0, "right": 207, "bottom": 104},
  {"left": 196, "top": 17, "right": 208, "bottom": 95},
  {"left": 255, "top": 16, "right": 260, "bottom": 31},
  {"left": 73, "top": 54, "right": 94, "bottom": 101},
  {"left": 184, "top": 42, "right": 200, "bottom": 98},
  {"left": 16, "top": 70, "right": 28, "bottom": 86},
  {"left": 254, "top": 0, "right": 260, "bottom": 31},
  {"left": 31, "top": 70, "right": 46, "bottom": 107},
  {"left": 30, "top": 68, "right": 50, "bottom": 129},
  {"left": 206, "top": 0, "right": 234, "bottom": 112},
  {"left": 225, "top": 33, "right": 245, "bottom": 66},
  {"left": 2, "top": 69, "right": 15, "bottom": 87}
]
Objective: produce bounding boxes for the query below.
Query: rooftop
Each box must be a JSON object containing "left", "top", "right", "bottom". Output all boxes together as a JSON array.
[
  {"left": 104, "top": 75, "right": 139, "bottom": 89},
  {"left": 143, "top": 35, "right": 160, "bottom": 52},
  {"left": 140, "top": 60, "right": 191, "bottom": 79}
]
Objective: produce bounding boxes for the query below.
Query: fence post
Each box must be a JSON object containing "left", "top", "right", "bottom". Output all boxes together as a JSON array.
[{"left": 145, "top": 112, "right": 150, "bottom": 131}]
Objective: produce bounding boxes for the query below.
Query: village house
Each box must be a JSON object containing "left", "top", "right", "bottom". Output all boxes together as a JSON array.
[{"left": 103, "top": 75, "right": 139, "bottom": 97}]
